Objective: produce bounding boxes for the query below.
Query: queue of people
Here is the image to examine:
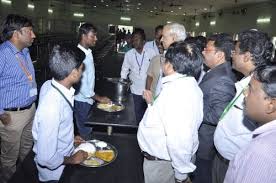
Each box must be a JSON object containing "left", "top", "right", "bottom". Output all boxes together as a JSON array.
[{"left": 1, "top": 13, "right": 276, "bottom": 183}]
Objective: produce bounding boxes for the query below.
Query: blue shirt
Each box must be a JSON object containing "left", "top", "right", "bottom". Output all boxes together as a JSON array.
[
  {"left": 0, "top": 41, "right": 37, "bottom": 114},
  {"left": 32, "top": 79, "right": 75, "bottom": 181},
  {"left": 74, "top": 44, "right": 95, "bottom": 105}
]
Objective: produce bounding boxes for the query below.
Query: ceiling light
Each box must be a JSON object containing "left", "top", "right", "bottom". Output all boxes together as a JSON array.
[
  {"left": 167, "top": 21, "right": 172, "bottom": 24},
  {"left": 93, "top": 5, "right": 96, "bottom": 8},
  {"left": 126, "top": 8, "right": 130, "bottom": 11},
  {"left": 170, "top": 10, "right": 174, "bottom": 13},
  {"left": 48, "top": 8, "right": 53, "bottom": 14},
  {"left": 195, "top": 22, "right": 200, "bottom": 26},
  {"left": 150, "top": 10, "right": 153, "bottom": 13},
  {"left": 105, "top": 4, "right": 109, "bottom": 7},
  {"left": 204, "top": 8, "right": 208, "bottom": 11},
  {"left": 257, "top": 17, "right": 270, "bottom": 24},
  {"left": 178, "top": 7, "right": 182, "bottom": 10},
  {"left": 138, "top": 2, "right": 141, "bottom": 5},
  {"left": 210, "top": 21, "right": 216, "bottom": 26},
  {"left": 101, "top": 0, "right": 104, "bottom": 2},
  {"left": 183, "top": 13, "right": 186, "bottom": 16},
  {"left": 1, "top": 0, "right": 12, "bottom": 5},
  {"left": 120, "top": 16, "right": 131, "bottom": 21},
  {"left": 27, "top": 3, "right": 35, "bottom": 9},
  {"left": 125, "top": 0, "right": 129, "bottom": 2},
  {"left": 137, "top": 7, "right": 140, "bottom": 9},
  {"left": 74, "top": 13, "right": 84, "bottom": 17},
  {"left": 126, "top": 4, "right": 130, "bottom": 7}
]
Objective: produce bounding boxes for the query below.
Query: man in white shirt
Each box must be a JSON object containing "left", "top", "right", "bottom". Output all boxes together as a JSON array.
[
  {"left": 120, "top": 28, "right": 156, "bottom": 123},
  {"left": 144, "top": 25, "right": 164, "bottom": 55},
  {"left": 213, "top": 30, "right": 274, "bottom": 183},
  {"left": 74, "top": 23, "right": 110, "bottom": 140},
  {"left": 32, "top": 45, "right": 88, "bottom": 182},
  {"left": 138, "top": 41, "right": 204, "bottom": 183},
  {"left": 145, "top": 23, "right": 187, "bottom": 97}
]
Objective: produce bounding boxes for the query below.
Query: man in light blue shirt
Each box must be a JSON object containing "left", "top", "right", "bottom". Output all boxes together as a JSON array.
[
  {"left": 32, "top": 45, "right": 88, "bottom": 182},
  {"left": 74, "top": 23, "right": 110, "bottom": 140}
]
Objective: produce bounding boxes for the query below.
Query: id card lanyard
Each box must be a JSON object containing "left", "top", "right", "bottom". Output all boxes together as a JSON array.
[
  {"left": 135, "top": 51, "right": 145, "bottom": 75},
  {"left": 51, "top": 83, "right": 74, "bottom": 111},
  {"left": 15, "top": 54, "right": 33, "bottom": 82}
]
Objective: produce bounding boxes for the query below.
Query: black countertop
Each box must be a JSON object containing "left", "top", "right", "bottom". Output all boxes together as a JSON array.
[{"left": 85, "top": 79, "right": 138, "bottom": 128}]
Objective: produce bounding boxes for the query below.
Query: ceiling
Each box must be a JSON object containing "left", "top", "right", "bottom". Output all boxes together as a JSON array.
[{"left": 67, "top": 0, "right": 271, "bottom": 16}]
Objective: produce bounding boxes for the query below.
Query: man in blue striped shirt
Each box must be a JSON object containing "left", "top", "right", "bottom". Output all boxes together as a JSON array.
[{"left": 0, "top": 14, "right": 37, "bottom": 182}]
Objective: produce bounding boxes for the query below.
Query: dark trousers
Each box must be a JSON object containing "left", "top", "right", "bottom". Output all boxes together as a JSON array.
[
  {"left": 212, "top": 153, "right": 229, "bottom": 183},
  {"left": 74, "top": 101, "right": 92, "bottom": 140},
  {"left": 193, "top": 157, "right": 213, "bottom": 183},
  {"left": 132, "top": 94, "right": 147, "bottom": 124}
]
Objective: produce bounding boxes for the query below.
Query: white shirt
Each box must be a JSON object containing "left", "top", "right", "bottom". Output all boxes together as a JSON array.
[
  {"left": 214, "top": 76, "right": 252, "bottom": 160},
  {"left": 120, "top": 47, "right": 156, "bottom": 95},
  {"left": 74, "top": 44, "right": 95, "bottom": 105},
  {"left": 144, "top": 40, "right": 160, "bottom": 56},
  {"left": 137, "top": 73, "right": 203, "bottom": 180},
  {"left": 32, "top": 79, "right": 75, "bottom": 181}
]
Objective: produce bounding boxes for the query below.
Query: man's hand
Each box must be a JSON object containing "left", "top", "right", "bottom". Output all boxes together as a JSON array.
[
  {"left": 0, "top": 113, "right": 11, "bottom": 125},
  {"left": 143, "top": 90, "right": 153, "bottom": 105},
  {"left": 99, "top": 96, "right": 111, "bottom": 104},
  {"left": 74, "top": 135, "right": 85, "bottom": 146},
  {"left": 65, "top": 150, "right": 88, "bottom": 165}
]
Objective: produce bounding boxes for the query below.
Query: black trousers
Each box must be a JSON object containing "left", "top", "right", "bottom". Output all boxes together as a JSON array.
[
  {"left": 132, "top": 94, "right": 147, "bottom": 124},
  {"left": 193, "top": 157, "right": 213, "bottom": 183},
  {"left": 212, "top": 153, "right": 229, "bottom": 183}
]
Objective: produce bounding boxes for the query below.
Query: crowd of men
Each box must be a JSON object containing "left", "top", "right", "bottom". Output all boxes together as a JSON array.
[{"left": 0, "top": 13, "right": 276, "bottom": 183}]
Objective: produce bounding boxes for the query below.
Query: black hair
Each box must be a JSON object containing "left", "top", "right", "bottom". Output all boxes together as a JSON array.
[
  {"left": 253, "top": 65, "right": 276, "bottom": 98},
  {"left": 208, "top": 33, "right": 234, "bottom": 62},
  {"left": 49, "top": 44, "right": 85, "bottom": 81},
  {"left": 1, "top": 14, "right": 33, "bottom": 41},
  {"left": 78, "top": 23, "right": 97, "bottom": 42},
  {"left": 132, "top": 28, "right": 146, "bottom": 41},
  {"left": 155, "top": 25, "right": 163, "bottom": 33},
  {"left": 185, "top": 36, "right": 207, "bottom": 53},
  {"left": 165, "top": 41, "right": 203, "bottom": 79},
  {"left": 238, "top": 30, "right": 274, "bottom": 66}
]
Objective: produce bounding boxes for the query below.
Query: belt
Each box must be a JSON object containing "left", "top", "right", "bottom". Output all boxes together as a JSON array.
[
  {"left": 4, "top": 103, "right": 33, "bottom": 111},
  {"left": 216, "top": 152, "right": 229, "bottom": 164},
  {"left": 142, "top": 151, "right": 163, "bottom": 161}
]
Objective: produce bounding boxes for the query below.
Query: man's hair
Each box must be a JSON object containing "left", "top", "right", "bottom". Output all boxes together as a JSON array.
[
  {"left": 165, "top": 41, "right": 203, "bottom": 79},
  {"left": 132, "top": 28, "right": 146, "bottom": 41},
  {"left": 155, "top": 25, "right": 163, "bottom": 33},
  {"left": 78, "top": 23, "right": 97, "bottom": 42},
  {"left": 49, "top": 44, "right": 85, "bottom": 81},
  {"left": 253, "top": 65, "right": 276, "bottom": 98},
  {"left": 238, "top": 30, "right": 274, "bottom": 66},
  {"left": 0, "top": 14, "right": 33, "bottom": 41},
  {"left": 185, "top": 36, "right": 207, "bottom": 52},
  {"left": 208, "top": 33, "right": 234, "bottom": 62},
  {"left": 165, "top": 23, "right": 187, "bottom": 41}
]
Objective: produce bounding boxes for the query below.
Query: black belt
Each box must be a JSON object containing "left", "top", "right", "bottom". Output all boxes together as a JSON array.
[
  {"left": 142, "top": 151, "right": 164, "bottom": 161},
  {"left": 216, "top": 152, "right": 229, "bottom": 164},
  {"left": 4, "top": 103, "right": 33, "bottom": 111}
]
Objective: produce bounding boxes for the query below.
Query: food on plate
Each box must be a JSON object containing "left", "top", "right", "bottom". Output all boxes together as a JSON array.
[
  {"left": 74, "top": 143, "right": 96, "bottom": 157},
  {"left": 83, "top": 157, "right": 104, "bottom": 166},
  {"left": 97, "top": 103, "right": 124, "bottom": 112},
  {"left": 95, "top": 150, "right": 115, "bottom": 162},
  {"left": 95, "top": 141, "right": 107, "bottom": 148}
]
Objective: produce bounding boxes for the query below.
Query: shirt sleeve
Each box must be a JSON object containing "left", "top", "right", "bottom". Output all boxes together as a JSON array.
[
  {"left": 204, "top": 78, "right": 236, "bottom": 126},
  {"left": 146, "top": 56, "right": 160, "bottom": 78},
  {"left": 0, "top": 54, "right": 6, "bottom": 114},
  {"left": 120, "top": 52, "right": 131, "bottom": 79},
  {"left": 35, "top": 102, "right": 65, "bottom": 170}
]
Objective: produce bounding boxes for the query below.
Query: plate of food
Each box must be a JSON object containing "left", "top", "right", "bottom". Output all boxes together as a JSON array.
[
  {"left": 97, "top": 102, "right": 125, "bottom": 112},
  {"left": 75, "top": 139, "right": 117, "bottom": 167}
]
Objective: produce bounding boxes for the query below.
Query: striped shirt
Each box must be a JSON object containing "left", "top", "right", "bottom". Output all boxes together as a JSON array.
[
  {"left": 0, "top": 41, "right": 37, "bottom": 114},
  {"left": 224, "top": 120, "right": 276, "bottom": 183}
]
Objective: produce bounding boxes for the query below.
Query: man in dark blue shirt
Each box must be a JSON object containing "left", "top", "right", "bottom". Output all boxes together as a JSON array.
[{"left": 0, "top": 14, "right": 37, "bottom": 182}]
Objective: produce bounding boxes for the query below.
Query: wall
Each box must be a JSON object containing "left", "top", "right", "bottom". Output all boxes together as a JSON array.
[{"left": 0, "top": 0, "right": 275, "bottom": 39}]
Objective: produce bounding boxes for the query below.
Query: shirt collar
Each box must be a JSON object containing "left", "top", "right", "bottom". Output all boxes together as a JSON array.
[
  {"left": 252, "top": 120, "right": 276, "bottom": 137},
  {"left": 5, "top": 40, "right": 28, "bottom": 55},
  {"left": 51, "top": 79, "right": 75, "bottom": 105},
  {"left": 162, "top": 73, "right": 186, "bottom": 84},
  {"left": 77, "top": 44, "right": 92, "bottom": 55}
]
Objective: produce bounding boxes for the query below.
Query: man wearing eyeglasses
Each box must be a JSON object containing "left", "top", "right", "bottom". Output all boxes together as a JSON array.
[
  {"left": 213, "top": 30, "right": 275, "bottom": 183},
  {"left": 193, "top": 33, "right": 236, "bottom": 183},
  {"left": 0, "top": 14, "right": 37, "bottom": 182}
]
